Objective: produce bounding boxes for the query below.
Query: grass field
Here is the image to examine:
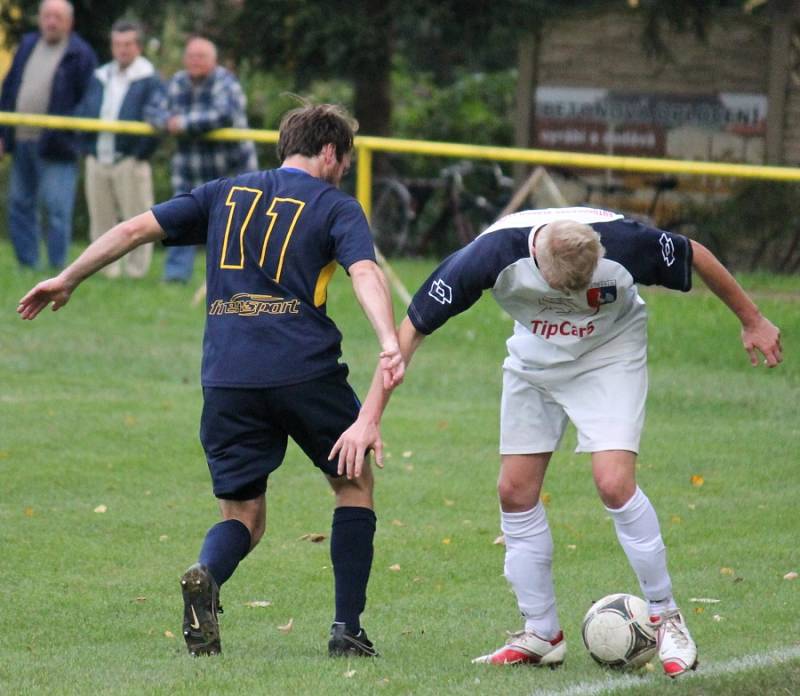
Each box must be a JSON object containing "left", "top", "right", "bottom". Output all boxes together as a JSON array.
[{"left": 1, "top": 241, "right": 799, "bottom": 695}]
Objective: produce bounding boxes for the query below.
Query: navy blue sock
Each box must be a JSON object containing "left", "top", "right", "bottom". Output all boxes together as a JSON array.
[
  {"left": 331, "top": 506, "right": 376, "bottom": 634},
  {"left": 198, "top": 519, "right": 252, "bottom": 587}
]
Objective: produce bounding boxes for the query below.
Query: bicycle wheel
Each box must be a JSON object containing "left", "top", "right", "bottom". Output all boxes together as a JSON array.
[{"left": 371, "top": 178, "right": 413, "bottom": 257}]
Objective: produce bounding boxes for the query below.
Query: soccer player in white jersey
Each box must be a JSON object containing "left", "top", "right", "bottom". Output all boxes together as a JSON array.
[{"left": 331, "top": 207, "right": 782, "bottom": 677}]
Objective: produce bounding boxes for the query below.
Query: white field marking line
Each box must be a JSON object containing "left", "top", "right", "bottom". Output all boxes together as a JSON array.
[{"left": 529, "top": 644, "right": 800, "bottom": 696}]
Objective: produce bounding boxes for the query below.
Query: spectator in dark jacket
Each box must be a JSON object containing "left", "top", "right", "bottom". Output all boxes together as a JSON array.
[
  {"left": 0, "top": 0, "right": 97, "bottom": 270},
  {"left": 77, "top": 19, "right": 164, "bottom": 278}
]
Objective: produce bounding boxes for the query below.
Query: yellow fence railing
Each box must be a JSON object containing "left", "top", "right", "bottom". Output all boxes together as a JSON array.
[{"left": 2, "top": 111, "right": 800, "bottom": 222}]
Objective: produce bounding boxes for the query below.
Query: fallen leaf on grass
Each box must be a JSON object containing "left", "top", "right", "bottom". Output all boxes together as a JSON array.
[
  {"left": 133, "top": 596, "right": 147, "bottom": 603},
  {"left": 24, "top": 507, "right": 34, "bottom": 517},
  {"left": 391, "top": 519, "right": 405, "bottom": 527},
  {"left": 0, "top": 451, "right": 9, "bottom": 459},
  {"left": 94, "top": 504, "right": 107, "bottom": 514},
  {"left": 442, "top": 538, "right": 451, "bottom": 545},
  {"left": 713, "top": 614, "right": 724, "bottom": 622},
  {"left": 277, "top": 618, "right": 293, "bottom": 634},
  {"left": 567, "top": 544, "right": 577, "bottom": 551},
  {"left": 298, "top": 533, "right": 326, "bottom": 543},
  {"left": 693, "top": 606, "right": 705, "bottom": 614},
  {"left": 670, "top": 515, "right": 682, "bottom": 524},
  {"left": 690, "top": 475, "right": 704, "bottom": 487},
  {"left": 720, "top": 567, "right": 735, "bottom": 576},
  {"left": 784, "top": 571, "right": 798, "bottom": 580},
  {"left": 443, "top": 498, "right": 455, "bottom": 507},
  {"left": 493, "top": 535, "right": 505, "bottom": 546},
  {"left": 344, "top": 669, "right": 356, "bottom": 678},
  {"left": 644, "top": 662, "right": 656, "bottom": 673},
  {"left": 159, "top": 534, "right": 169, "bottom": 542},
  {"left": 244, "top": 600, "right": 273, "bottom": 608},
  {"left": 123, "top": 415, "right": 137, "bottom": 427},
  {"left": 164, "top": 630, "right": 175, "bottom": 639},
  {"left": 541, "top": 492, "right": 552, "bottom": 505},
  {"left": 389, "top": 564, "right": 401, "bottom": 572},
  {"left": 402, "top": 450, "right": 413, "bottom": 458}
]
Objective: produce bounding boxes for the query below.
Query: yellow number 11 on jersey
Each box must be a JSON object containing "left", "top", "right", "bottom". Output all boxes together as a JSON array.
[{"left": 219, "top": 186, "right": 305, "bottom": 281}]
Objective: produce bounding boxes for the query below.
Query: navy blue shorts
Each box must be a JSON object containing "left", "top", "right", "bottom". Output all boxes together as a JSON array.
[{"left": 199, "top": 367, "right": 361, "bottom": 500}]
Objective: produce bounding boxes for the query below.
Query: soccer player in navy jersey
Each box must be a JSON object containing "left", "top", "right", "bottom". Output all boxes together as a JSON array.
[
  {"left": 331, "top": 207, "right": 782, "bottom": 677},
  {"left": 18, "top": 103, "right": 405, "bottom": 658}
]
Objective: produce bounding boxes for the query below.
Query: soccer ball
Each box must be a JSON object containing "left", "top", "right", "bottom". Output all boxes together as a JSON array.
[{"left": 581, "top": 593, "right": 657, "bottom": 669}]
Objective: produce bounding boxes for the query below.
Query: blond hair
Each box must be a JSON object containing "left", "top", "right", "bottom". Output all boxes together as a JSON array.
[{"left": 535, "top": 220, "right": 605, "bottom": 292}]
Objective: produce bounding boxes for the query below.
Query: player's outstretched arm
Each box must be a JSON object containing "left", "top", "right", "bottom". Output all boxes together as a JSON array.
[
  {"left": 330, "top": 317, "right": 426, "bottom": 480},
  {"left": 691, "top": 240, "right": 782, "bottom": 367},
  {"left": 17, "top": 211, "right": 166, "bottom": 320},
  {"left": 348, "top": 259, "right": 406, "bottom": 389}
]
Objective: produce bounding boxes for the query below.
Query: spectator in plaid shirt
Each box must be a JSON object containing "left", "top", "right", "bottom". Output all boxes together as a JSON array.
[{"left": 154, "top": 36, "right": 257, "bottom": 282}]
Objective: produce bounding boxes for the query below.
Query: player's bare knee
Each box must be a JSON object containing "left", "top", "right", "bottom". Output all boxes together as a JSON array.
[
  {"left": 595, "top": 478, "right": 635, "bottom": 509},
  {"left": 497, "top": 477, "right": 539, "bottom": 512},
  {"left": 328, "top": 473, "right": 374, "bottom": 508}
]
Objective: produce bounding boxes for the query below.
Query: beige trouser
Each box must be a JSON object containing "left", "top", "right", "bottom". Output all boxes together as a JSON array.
[{"left": 85, "top": 155, "right": 155, "bottom": 278}]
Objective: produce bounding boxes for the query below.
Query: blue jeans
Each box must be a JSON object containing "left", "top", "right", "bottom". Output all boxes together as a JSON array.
[
  {"left": 9, "top": 140, "right": 78, "bottom": 269},
  {"left": 163, "top": 244, "right": 197, "bottom": 282}
]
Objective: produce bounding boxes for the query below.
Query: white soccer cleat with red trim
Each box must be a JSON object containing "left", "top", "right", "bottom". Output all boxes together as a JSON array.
[
  {"left": 472, "top": 629, "right": 566, "bottom": 666},
  {"left": 652, "top": 610, "right": 698, "bottom": 677}
]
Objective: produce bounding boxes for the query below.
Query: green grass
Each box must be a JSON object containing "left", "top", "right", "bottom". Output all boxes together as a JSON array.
[{"left": 1, "top": 242, "right": 799, "bottom": 695}]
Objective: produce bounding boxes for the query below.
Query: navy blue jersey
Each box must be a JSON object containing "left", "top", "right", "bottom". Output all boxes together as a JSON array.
[
  {"left": 408, "top": 208, "right": 693, "bottom": 367},
  {"left": 152, "top": 167, "right": 376, "bottom": 387}
]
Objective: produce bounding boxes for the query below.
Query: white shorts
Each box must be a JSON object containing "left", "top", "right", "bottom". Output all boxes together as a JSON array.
[{"left": 499, "top": 346, "right": 648, "bottom": 454}]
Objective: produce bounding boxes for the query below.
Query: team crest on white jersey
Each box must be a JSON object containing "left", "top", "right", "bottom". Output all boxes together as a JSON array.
[
  {"left": 659, "top": 233, "right": 676, "bottom": 267},
  {"left": 587, "top": 281, "right": 618, "bottom": 310},
  {"left": 428, "top": 278, "right": 453, "bottom": 305}
]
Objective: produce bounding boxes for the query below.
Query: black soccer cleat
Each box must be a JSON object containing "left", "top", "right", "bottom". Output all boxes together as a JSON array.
[
  {"left": 180, "top": 563, "right": 223, "bottom": 656},
  {"left": 328, "top": 623, "right": 379, "bottom": 657}
]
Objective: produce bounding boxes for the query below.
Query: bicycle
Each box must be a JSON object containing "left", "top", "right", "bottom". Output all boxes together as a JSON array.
[{"left": 371, "top": 160, "right": 514, "bottom": 257}]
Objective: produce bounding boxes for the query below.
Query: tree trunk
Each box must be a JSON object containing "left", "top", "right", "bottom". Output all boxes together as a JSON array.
[
  {"left": 512, "top": 29, "right": 542, "bottom": 185},
  {"left": 765, "top": 0, "right": 795, "bottom": 164},
  {"left": 353, "top": 0, "right": 393, "bottom": 139}
]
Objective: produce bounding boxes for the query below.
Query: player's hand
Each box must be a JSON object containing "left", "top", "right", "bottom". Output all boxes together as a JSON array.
[
  {"left": 742, "top": 315, "right": 782, "bottom": 367},
  {"left": 17, "top": 276, "right": 74, "bottom": 320},
  {"left": 379, "top": 341, "right": 405, "bottom": 390},
  {"left": 328, "top": 418, "right": 384, "bottom": 480}
]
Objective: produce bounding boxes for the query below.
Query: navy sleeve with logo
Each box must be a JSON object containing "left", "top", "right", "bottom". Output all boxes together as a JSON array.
[
  {"left": 408, "top": 228, "right": 529, "bottom": 335},
  {"left": 593, "top": 219, "right": 693, "bottom": 291}
]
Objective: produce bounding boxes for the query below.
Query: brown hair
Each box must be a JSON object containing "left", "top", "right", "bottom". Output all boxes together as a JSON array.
[{"left": 277, "top": 103, "right": 358, "bottom": 163}]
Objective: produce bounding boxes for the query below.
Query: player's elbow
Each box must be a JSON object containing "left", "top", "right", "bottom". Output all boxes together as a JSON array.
[
  {"left": 119, "top": 212, "right": 163, "bottom": 247},
  {"left": 349, "top": 259, "right": 385, "bottom": 290}
]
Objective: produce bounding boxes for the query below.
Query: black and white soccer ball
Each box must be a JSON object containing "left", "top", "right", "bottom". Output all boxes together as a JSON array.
[{"left": 581, "top": 593, "right": 657, "bottom": 669}]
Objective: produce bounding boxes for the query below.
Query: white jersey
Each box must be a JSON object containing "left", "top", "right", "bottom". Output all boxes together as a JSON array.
[{"left": 407, "top": 207, "right": 693, "bottom": 370}]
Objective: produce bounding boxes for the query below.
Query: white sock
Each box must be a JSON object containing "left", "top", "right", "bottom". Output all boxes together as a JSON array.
[
  {"left": 606, "top": 486, "right": 673, "bottom": 606},
  {"left": 501, "top": 503, "right": 560, "bottom": 640},
  {"left": 649, "top": 596, "right": 678, "bottom": 616}
]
